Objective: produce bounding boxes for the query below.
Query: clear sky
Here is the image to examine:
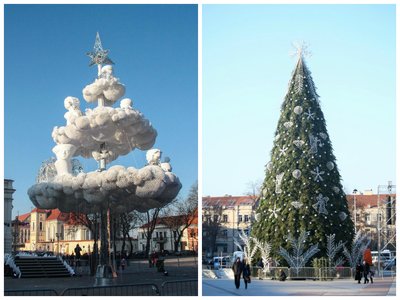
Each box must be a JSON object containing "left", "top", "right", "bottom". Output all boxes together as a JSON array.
[
  {"left": 203, "top": 4, "right": 396, "bottom": 196},
  {"left": 4, "top": 4, "right": 198, "bottom": 217}
]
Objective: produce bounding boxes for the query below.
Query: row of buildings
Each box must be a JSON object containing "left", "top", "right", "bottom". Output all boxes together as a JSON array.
[
  {"left": 7, "top": 179, "right": 198, "bottom": 256},
  {"left": 202, "top": 191, "right": 396, "bottom": 256}
]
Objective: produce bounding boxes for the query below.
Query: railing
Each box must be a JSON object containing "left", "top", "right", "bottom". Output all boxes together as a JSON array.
[
  {"left": 5, "top": 280, "right": 199, "bottom": 296},
  {"left": 253, "top": 267, "right": 353, "bottom": 280},
  {"left": 5, "top": 289, "right": 58, "bottom": 296},
  {"left": 161, "top": 279, "right": 198, "bottom": 296},
  {"left": 60, "top": 283, "right": 160, "bottom": 296}
]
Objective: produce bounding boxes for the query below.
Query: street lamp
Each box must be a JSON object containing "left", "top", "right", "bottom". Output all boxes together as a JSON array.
[
  {"left": 55, "top": 233, "right": 61, "bottom": 256},
  {"left": 353, "top": 189, "right": 358, "bottom": 234}
]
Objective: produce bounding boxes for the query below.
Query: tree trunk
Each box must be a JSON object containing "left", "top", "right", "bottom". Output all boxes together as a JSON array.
[{"left": 99, "top": 210, "right": 109, "bottom": 265}]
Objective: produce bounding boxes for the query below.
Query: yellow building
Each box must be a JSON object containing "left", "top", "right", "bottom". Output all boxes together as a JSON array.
[
  {"left": 13, "top": 208, "right": 94, "bottom": 255},
  {"left": 202, "top": 195, "right": 258, "bottom": 256}
]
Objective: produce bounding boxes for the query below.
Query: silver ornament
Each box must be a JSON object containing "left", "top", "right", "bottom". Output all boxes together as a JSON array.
[
  {"left": 326, "top": 161, "right": 334, "bottom": 171},
  {"left": 292, "top": 169, "right": 301, "bottom": 179},
  {"left": 294, "top": 106, "right": 303, "bottom": 115}
]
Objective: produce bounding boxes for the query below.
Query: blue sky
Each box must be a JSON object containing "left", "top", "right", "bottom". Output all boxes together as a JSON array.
[
  {"left": 4, "top": 4, "right": 198, "bottom": 217},
  {"left": 203, "top": 4, "right": 396, "bottom": 196}
]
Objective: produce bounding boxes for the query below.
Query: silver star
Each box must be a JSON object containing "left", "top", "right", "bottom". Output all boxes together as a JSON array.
[{"left": 86, "top": 32, "right": 114, "bottom": 67}]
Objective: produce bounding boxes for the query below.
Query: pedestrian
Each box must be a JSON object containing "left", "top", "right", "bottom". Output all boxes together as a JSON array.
[
  {"left": 355, "top": 262, "right": 362, "bottom": 284},
  {"left": 242, "top": 258, "right": 251, "bottom": 289},
  {"left": 279, "top": 269, "right": 287, "bottom": 281},
  {"left": 362, "top": 260, "right": 370, "bottom": 284},
  {"left": 121, "top": 257, "right": 126, "bottom": 271},
  {"left": 74, "top": 244, "right": 82, "bottom": 260},
  {"left": 369, "top": 267, "right": 374, "bottom": 284},
  {"left": 232, "top": 257, "right": 243, "bottom": 289}
]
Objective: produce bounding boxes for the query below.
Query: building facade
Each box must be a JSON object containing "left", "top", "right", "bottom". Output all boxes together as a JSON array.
[
  {"left": 13, "top": 208, "right": 94, "bottom": 255},
  {"left": 201, "top": 193, "right": 395, "bottom": 257},
  {"left": 202, "top": 195, "right": 258, "bottom": 256},
  {"left": 4, "top": 179, "right": 16, "bottom": 254},
  {"left": 137, "top": 214, "right": 198, "bottom": 253}
]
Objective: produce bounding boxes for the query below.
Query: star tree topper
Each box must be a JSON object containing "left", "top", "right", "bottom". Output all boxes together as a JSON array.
[{"left": 86, "top": 32, "right": 114, "bottom": 67}]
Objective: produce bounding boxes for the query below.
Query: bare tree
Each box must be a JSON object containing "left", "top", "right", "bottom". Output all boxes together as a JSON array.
[
  {"left": 163, "top": 182, "right": 198, "bottom": 252},
  {"left": 135, "top": 207, "right": 163, "bottom": 258},
  {"left": 245, "top": 179, "right": 262, "bottom": 200},
  {"left": 118, "top": 212, "right": 138, "bottom": 257},
  {"left": 202, "top": 205, "right": 223, "bottom": 257}
]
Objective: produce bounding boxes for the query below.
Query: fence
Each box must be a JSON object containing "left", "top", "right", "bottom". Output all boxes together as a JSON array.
[
  {"left": 5, "top": 280, "right": 198, "bottom": 296},
  {"left": 253, "top": 267, "right": 353, "bottom": 280},
  {"left": 5, "top": 289, "right": 58, "bottom": 296},
  {"left": 60, "top": 283, "right": 160, "bottom": 296},
  {"left": 161, "top": 279, "right": 198, "bottom": 296}
]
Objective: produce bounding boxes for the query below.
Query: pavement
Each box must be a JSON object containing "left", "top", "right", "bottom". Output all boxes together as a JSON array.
[
  {"left": 203, "top": 276, "right": 396, "bottom": 296},
  {"left": 4, "top": 257, "right": 197, "bottom": 295}
]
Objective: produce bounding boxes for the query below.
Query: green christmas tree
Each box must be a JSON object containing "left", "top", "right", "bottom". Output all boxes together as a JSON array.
[{"left": 252, "top": 45, "right": 354, "bottom": 261}]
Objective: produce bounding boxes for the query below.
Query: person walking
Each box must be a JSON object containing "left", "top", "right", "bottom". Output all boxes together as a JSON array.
[
  {"left": 369, "top": 266, "right": 374, "bottom": 284},
  {"left": 242, "top": 258, "right": 251, "bottom": 289},
  {"left": 232, "top": 257, "right": 243, "bottom": 289},
  {"left": 362, "top": 260, "right": 370, "bottom": 284},
  {"left": 355, "top": 262, "right": 362, "bottom": 284}
]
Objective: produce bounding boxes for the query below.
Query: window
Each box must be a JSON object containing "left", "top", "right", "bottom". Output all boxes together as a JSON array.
[
  {"left": 365, "top": 214, "right": 371, "bottom": 223},
  {"left": 39, "top": 222, "right": 43, "bottom": 231},
  {"left": 156, "top": 232, "right": 159, "bottom": 238},
  {"left": 223, "top": 245, "right": 228, "bottom": 253},
  {"left": 244, "top": 215, "right": 249, "bottom": 222},
  {"left": 223, "top": 215, "right": 228, "bottom": 223},
  {"left": 238, "top": 215, "right": 243, "bottom": 223},
  {"left": 142, "top": 233, "right": 145, "bottom": 239}
]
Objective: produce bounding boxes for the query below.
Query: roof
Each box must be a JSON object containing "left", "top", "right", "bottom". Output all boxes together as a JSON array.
[
  {"left": 46, "top": 209, "right": 70, "bottom": 222},
  {"left": 17, "top": 212, "right": 30, "bottom": 222},
  {"left": 31, "top": 208, "right": 48, "bottom": 213},
  {"left": 345, "top": 194, "right": 395, "bottom": 209},
  {"left": 202, "top": 195, "right": 257, "bottom": 208},
  {"left": 141, "top": 212, "right": 198, "bottom": 229}
]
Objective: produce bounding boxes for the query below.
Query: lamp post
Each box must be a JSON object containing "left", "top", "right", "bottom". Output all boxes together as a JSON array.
[
  {"left": 55, "top": 233, "right": 61, "bottom": 256},
  {"left": 353, "top": 189, "right": 358, "bottom": 234}
]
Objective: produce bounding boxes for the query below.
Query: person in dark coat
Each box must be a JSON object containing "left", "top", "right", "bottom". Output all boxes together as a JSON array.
[
  {"left": 74, "top": 244, "right": 82, "bottom": 260},
  {"left": 362, "top": 260, "right": 370, "bottom": 284},
  {"left": 242, "top": 258, "right": 251, "bottom": 289},
  {"left": 355, "top": 262, "right": 362, "bottom": 284},
  {"left": 232, "top": 257, "right": 243, "bottom": 289},
  {"left": 279, "top": 269, "right": 287, "bottom": 281}
]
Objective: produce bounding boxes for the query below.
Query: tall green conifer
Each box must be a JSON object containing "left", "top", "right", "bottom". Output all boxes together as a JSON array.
[{"left": 252, "top": 46, "right": 354, "bottom": 260}]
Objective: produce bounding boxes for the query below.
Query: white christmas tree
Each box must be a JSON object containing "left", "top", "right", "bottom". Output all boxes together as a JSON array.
[{"left": 278, "top": 230, "right": 320, "bottom": 275}]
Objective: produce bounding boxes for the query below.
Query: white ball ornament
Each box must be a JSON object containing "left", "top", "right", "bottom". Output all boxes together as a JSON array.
[
  {"left": 292, "top": 169, "right": 302, "bottom": 179},
  {"left": 326, "top": 161, "right": 334, "bottom": 170},
  {"left": 294, "top": 106, "right": 303, "bottom": 114}
]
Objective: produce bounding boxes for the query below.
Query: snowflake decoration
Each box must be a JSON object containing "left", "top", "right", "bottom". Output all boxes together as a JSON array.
[
  {"left": 304, "top": 108, "right": 315, "bottom": 120},
  {"left": 268, "top": 203, "right": 281, "bottom": 219},
  {"left": 279, "top": 146, "right": 288, "bottom": 156},
  {"left": 312, "top": 194, "right": 329, "bottom": 215},
  {"left": 311, "top": 166, "right": 325, "bottom": 182},
  {"left": 291, "top": 201, "right": 303, "bottom": 209}
]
